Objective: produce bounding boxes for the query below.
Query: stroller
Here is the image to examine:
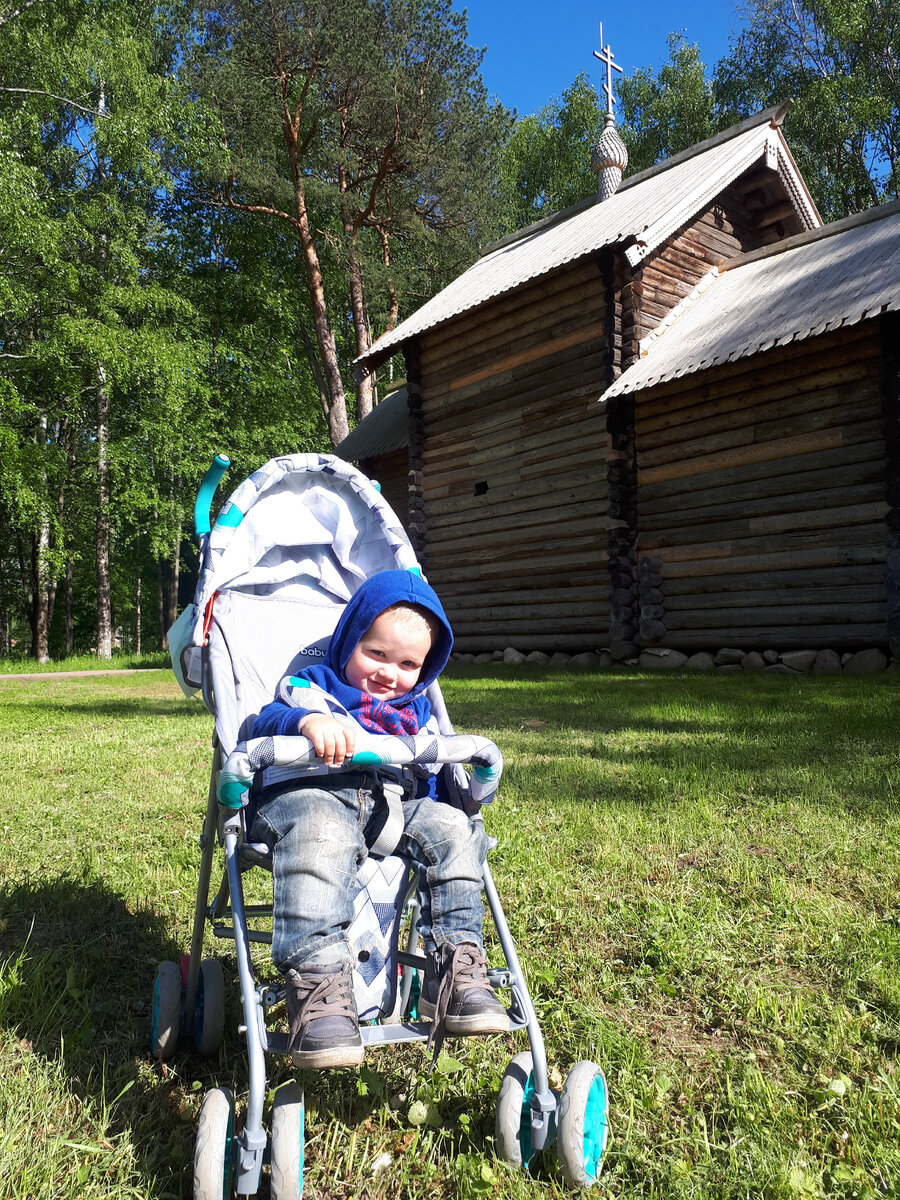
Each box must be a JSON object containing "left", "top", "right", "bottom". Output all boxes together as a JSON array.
[{"left": 153, "top": 452, "right": 609, "bottom": 1197}]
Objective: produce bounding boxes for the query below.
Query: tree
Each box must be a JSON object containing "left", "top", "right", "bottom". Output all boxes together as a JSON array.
[
  {"left": 618, "top": 34, "right": 716, "bottom": 176},
  {"left": 188, "top": 0, "right": 508, "bottom": 441},
  {"left": 496, "top": 73, "right": 605, "bottom": 234},
  {"left": 1, "top": 0, "right": 209, "bottom": 656},
  {"left": 716, "top": 0, "right": 900, "bottom": 218}
]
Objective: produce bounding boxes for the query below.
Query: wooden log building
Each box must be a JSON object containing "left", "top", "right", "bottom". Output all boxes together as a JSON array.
[{"left": 344, "top": 104, "right": 900, "bottom": 659}]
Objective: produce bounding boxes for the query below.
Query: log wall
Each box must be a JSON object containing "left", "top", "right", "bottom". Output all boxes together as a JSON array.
[
  {"left": 416, "top": 260, "right": 611, "bottom": 652},
  {"left": 634, "top": 322, "right": 889, "bottom": 650},
  {"left": 360, "top": 449, "right": 409, "bottom": 529},
  {"left": 634, "top": 186, "right": 769, "bottom": 343},
  {"left": 883, "top": 311, "right": 900, "bottom": 657}
]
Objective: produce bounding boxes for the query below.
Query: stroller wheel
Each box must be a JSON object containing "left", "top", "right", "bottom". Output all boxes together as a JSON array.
[
  {"left": 194, "top": 959, "right": 226, "bottom": 1055},
  {"left": 150, "top": 961, "right": 181, "bottom": 1061},
  {"left": 495, "top": 1051, "right": 538, "bottom": 1170},
  {"left": 194, "top": 1086, "right": 235, "bottom": 1200},
  {"left": 270, "top": 1082, "right": 304, "bottom": 1199},
  {"left": 556, "top": 1061, "right": 609, "bottom": 1188}
]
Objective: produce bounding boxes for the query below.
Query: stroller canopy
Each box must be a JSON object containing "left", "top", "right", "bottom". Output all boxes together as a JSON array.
[{"left": 186, "top": 454, "right": 420, "bottom": 754}]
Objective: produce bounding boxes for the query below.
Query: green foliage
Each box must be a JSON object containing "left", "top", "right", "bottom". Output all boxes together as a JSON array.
[
  {"left": 0, "top": 0, "right": 329, "bottom": 658},
  {"left": 618, "top": 34, "right": 717, "bottom": 176},
  {"left": 715, "top": 0, "right": 900, "bottom": 218},
  {"left": 499, "top": 4, "right": 898, "bottom": 231},
  {"left": 187, "top": 0, "right": 510, "bottom": 433},
  {"left": 496, "top": 73, "right": 605, "bottom": 233},
  {"left": 2, "top": 0, "right": 897, "bottom": 660}
]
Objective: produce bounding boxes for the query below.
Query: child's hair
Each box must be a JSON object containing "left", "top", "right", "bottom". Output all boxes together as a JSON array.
[{"left": 381, "top": 602, "right": 436, "bottom": 646}]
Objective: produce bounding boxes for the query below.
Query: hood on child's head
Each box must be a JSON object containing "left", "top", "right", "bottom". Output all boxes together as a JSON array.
[{"left": 325, "top": 569, "right": 454, "bottom": 700}]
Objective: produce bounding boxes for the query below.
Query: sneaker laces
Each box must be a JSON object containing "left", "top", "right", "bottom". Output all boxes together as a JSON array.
[
  {"left": 287, "top": 962, "right": 356, "bottom": 1038},
  {"left": 426, "top": 943, "right": 493, "bottom": 1059}
]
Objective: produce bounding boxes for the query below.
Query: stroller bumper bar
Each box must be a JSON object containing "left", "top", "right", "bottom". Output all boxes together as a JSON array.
[{"left": 219, "top": 732, "right": 503, "bottom": 809}]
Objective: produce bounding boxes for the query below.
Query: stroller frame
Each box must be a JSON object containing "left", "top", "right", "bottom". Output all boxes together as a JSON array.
[{"left": 153, "top": 453, "right": 608, "bottom": 1196}]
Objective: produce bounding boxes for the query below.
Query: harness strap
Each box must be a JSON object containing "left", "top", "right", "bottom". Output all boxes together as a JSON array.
[{"left": 367, "top": 779, "right": 405, "bottom": 858}]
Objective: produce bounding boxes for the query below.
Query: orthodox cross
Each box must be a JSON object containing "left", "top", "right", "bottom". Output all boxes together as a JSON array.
[{"left": 593, "top": 23, "right": 623, "bottom": 117}]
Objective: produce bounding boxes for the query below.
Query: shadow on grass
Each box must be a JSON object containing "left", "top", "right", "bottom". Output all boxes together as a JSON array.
[
  {"left": 0, "top": 874, "right": 504, "bottom": 1199},
  {"left": 0, "top": 874, "right": 221, "bottom": 1199},
  {"left": 0, "top": 698, "right": 206, "bottom": 721}
]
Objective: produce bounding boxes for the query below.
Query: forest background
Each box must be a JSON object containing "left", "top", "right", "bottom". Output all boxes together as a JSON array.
[{"left": 1, "top": 0, "right": 897, "bottom": 663}]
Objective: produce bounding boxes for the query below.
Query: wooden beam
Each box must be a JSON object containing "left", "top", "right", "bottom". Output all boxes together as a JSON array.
[
  {"left": 639, "top": 501, "right": 886, "bottom": 552},
  {"left": 638, "top": 438, "right": 883, "bottom": 507},
  {"left": 642, "top": 480, "right": 884, "bottom": 532},
  {"left": 665, "top": 584, "right": 885, "bottom": 610},
  {"left": 633, "top": 322, "right": 878, "bottom": 418},
  {"left": 660, "top": 624, "right": 887, "bottom": 649},
  {"left": 664, "top": 564, "right": 885, "bottom": 595},
  {"left": 882, "top": 310, "right": 900, "bottom": 657},
  {"left": 638, "top": 375, "right": 880, "bottom": 454},
  {"left": 637, "top": 420, "right": 883, "bottom": 487},
  {"left": 656, "top": 544, "right": 885, "bottom": 579},
  {"left": 448, "top": 324, "right": 605, "bottom": 391}
]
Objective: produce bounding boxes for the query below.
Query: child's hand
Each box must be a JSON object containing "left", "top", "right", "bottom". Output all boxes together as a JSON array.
[{"left": 298, "top": 714, "right": 356, "bottom": 767}]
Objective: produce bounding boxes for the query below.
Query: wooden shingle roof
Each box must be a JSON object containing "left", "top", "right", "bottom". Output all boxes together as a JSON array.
[
  {"left": 335, "top": 387, "right": 409, "bottom": 460},
  {"left": 602, "top": 199, "right": 900, "bottom": 400},
  {"left": 356, "top": 104, "right": 819, "bottom": 371}
]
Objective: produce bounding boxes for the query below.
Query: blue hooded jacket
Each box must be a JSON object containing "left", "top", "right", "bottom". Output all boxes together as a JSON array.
[{"left": 254, "top": 569, "right": 454, "bottom": 740}]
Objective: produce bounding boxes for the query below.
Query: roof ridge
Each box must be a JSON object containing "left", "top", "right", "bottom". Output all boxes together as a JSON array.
[
  {"left": 617, "top": 100, "right": 793, "bottom": 195},
  {"left": 478, "top": 101, "right": 792, "bottom": 261}
]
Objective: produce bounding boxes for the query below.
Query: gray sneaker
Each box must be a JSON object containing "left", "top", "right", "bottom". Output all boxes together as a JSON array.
[
  {"left": 285, "top": 961, "right": 364, "bottom": 1069},
  {"left": 418, "top": 943, "right": 509, "bottom": 1056}
]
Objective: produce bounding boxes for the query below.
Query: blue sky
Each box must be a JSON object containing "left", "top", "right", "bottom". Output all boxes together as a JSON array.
[{"left": 459, "top": 1, "right": 744, "bottom": 116}]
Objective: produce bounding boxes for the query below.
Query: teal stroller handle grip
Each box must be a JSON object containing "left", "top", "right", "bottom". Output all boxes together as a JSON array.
[
  {"left": 194, "top": 454, "right": 231, "bottom": 538},
  {"left": 218, "top": 733, "right": 504, "bottom": 809}
]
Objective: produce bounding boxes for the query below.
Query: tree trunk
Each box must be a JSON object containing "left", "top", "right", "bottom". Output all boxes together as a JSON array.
[
  {"left": 342, "top": 212, "right": 373, "bottom": 424},
  {"left": 135, "top": 572, "right": 141, "bottom": 654},
  {"left": 96, "top": 363, "right": 113, "bottom": 659},
  {"left": 50, "top": 416, "right": 71, "bottom": 654},
  {"left": 157, "top": 560, "right": 167, "bottom": 651},
  {"left": 377, "top": 224, "right": 400, "bottom": 334},
  {"left": 15, "top": 529, "right": 34, "bottom": 651},
  {"left": 32, "top": 413, "right": 50, "bottom": 662},
  {"left": 30, "top": 528, "right": 50, "bottom": 661},
  {"left": 0, "top": 516, "right": 10, "bottom": 655},
  {"left": 0, "top": 578, "right": 8, "bottom": 656},
  {"left": 65, "top": 557, "right": 73, "bottom": 655},
  {"left": 277, "top": 91, "right": 350, "bottom": 445},
  {"left": 293, "top": 179, "right": 349, "bottom": 445},
  {"left": 165, "top": 534, "right": 179, "bottom": 633}
]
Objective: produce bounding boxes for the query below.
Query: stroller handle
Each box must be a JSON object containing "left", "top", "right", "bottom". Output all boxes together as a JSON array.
[
  {"left": 218, "top": 732, "right": 503, "bottom": 809},
  {"left": 194, "top": 454, "right": 231, "bottom": 538}
]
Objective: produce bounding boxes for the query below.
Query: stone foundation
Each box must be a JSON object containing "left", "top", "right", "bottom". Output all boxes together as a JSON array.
[{"left": 448, "top": 646, "right": 894, "bottom": 675}]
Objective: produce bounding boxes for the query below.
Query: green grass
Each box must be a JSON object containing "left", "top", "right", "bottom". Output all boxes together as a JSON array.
[
  {"left": 1, "top": 666, "right": 899, "bottom": 1198},
  {"left": 0, "top": 651, "right": 169, "bottom": 674}
]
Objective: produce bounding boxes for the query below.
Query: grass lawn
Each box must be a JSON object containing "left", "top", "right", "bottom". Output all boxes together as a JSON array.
[
  {"left": 1, "top": 665, "right": 899, "bottom": 1199},
  {"left": 0, "top": 651, "right": 169, "bottom": 674}
]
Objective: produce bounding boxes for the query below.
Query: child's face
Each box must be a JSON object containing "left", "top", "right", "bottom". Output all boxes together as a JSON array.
[{"left": 344, "top": 610, "right": 432, "bottom": 701}]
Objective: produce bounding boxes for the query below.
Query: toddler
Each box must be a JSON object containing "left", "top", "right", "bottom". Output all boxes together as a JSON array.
[{"left": 250, "top": 569, "right": 508, "bottom": 1068}]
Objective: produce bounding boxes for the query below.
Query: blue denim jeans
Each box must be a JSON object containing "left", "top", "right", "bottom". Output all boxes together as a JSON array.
[{"left": 248, "top": 772, "right": 489, "bottom": 973}]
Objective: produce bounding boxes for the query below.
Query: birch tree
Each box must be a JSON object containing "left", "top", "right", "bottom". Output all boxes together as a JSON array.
[{"left": 717, "top": 0, "right": 899, "bottom": 217}]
